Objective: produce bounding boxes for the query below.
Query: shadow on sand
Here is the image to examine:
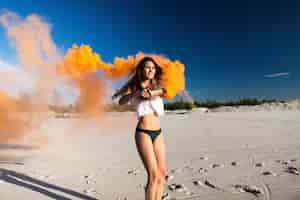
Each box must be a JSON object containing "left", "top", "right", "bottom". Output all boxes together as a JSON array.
[
  {"left": 0, "top": 143, "right": 35, "bottom": 165},
  {"left": 0, "top": 144, "right": 36, "bottom": 150},
  {"left": 0, "top": 168, "right": 98, "bottom": 200}
]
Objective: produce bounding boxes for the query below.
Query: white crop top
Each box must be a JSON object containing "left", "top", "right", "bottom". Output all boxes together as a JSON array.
[{"left": 131, "top": 95, "right": 164, "bottom": 119}]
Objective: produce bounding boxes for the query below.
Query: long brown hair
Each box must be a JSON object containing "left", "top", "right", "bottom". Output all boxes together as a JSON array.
[{"left": 112, "top": 56, "right": 163, "bottom": 99}]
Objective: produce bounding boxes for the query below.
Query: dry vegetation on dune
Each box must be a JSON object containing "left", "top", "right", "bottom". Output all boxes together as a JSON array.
[{"left": 45, "top": 98, "right": 300, "bottom": 113}]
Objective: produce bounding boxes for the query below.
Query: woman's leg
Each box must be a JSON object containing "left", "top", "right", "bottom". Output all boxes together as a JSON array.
[
  {"left": 153, "top": 133, "right": 167, "bottom": 200},
  {"left": 135, "top": 131, "right": 164, "bottom": 200}
]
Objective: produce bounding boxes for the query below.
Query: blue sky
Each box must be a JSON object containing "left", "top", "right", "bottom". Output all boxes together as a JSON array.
[{"left": 0, "top": 0, "right": 299, "bottom": 101}]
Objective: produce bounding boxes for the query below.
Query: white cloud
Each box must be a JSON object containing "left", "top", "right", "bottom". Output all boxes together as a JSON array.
[{"left": 264, "top": 72, "right": 290, "bottom": 78}]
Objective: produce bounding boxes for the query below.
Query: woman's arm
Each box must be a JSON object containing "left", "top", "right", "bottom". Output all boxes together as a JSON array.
[
  {"left": 148, "top": 88, "right": 165, "bottom": 97},
  {"left": 118, "top": 93, "right": 133, "bottom": 105},
  {"left": 118, "top": 90, "right": 141, "bottom": 105},
  {"left": 118, "top": 87, "right": 164, "bottom": 105}
]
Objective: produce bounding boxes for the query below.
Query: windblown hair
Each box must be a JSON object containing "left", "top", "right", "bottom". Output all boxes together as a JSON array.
[{"left": 112, "top": 56, "right": 163, "bottom": 99}]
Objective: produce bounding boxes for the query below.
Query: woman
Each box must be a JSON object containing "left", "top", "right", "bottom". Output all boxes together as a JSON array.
[{"left": 112, "top": 56, "right": 167, "bottom": 200}]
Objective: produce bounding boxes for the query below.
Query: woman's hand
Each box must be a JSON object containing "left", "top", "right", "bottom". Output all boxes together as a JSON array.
[{"left": 140, "top": 88, "right": 152, "bottom": 99}]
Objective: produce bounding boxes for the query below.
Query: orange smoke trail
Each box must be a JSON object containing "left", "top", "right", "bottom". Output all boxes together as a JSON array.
[
  {"left": 0, "top": 10, "right": 60, "bottom": 111},
  {"left": 105, "top": 52, "right": 185, "bottom": 98},
  {"left": 0, "top": 10, "right": 59, "bottom": 144},
  {"left": 58, "top": 44, "right": 107, "bottom": 114},
  {"left": 138, "top": 53, "right": 185, "bottom": 98},
  {"left": 1, "top": 10, "right": 185, "bottom": 127},
  {"left": 76, "top": 76, "right": 106, "bottom": 114},
  {"left": 58, "top": 44, "right": 109, "bottom": 78},
  {"left": 108, "top": 52, "right": 185, "bottom": 98},
  {"left": 105, "top": 55, "right": 136, "bottom": 79},
  {"left": 59, "top": 46, "right": 185, "bottom": 99},
  {"left": 0, "top": 91, "right": 18, "bottom": 112},
  {"left": 0, "top": 11, "right": 59, "bottom": 70},
  {"left": 0, "top": 91, "right": 29, "bottom": 143}
]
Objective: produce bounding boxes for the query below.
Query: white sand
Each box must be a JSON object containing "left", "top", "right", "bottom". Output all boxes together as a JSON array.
[{"left": 0, "top": 108, "right": 300, "bottom": 200}]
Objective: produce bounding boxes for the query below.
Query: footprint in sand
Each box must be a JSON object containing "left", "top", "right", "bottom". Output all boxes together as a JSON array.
[
  {"left": 162, "top": 192, "right": 170, "bottom": 200},
  {"left": 168, "top": 183, "right": 188, "bottom": 193},
  {"left": 127, "top": 168, "right": 141, "bottom": 175},
  {"left": 275, "top": 159, "right": 283, "bottom": 164},
  {"left": 261, "top": 171, "right": 277, "bottom": 176},
  {"left": 193, "top": 179, "right": 223, "bottom": 191},
  {"left": 255, "top": 163, "right": 264, "bottom": 167},
  {"left": 231, "top": 161, "right": 238, "bottom": 166},
  {"left": 183, "top": 165, "right": 194, "bottom": 171},
  {"left": 83, "top": 174, "right": 96, "bottom": 184},
  {"left": 210, "top": 163, "right": 224, "bottom": 168},
  {"left": 285, "top": 166, "right": 299, "bottom": 175},
  {"left": 83, "top": 188, "right": 96, "bottom": 193},
  {"left": 170, "top": 168, "right": 183, "bottom": 174},
  {"left": 83, "top": 174, "right": 94, "bottom": 179},
  {"left": 275, "top": 159, "right": 295, "bottom": 165},
  {"left": 276, "top": 160, "right": 289, "bottom": 165},
  {"left": 83, "top": 188, "right": 101, "bottom": 197},
  {"left": 232, "top": 184, "right": 262, "bottom": 197},
  {"left": 203, "top": 180, "right": 223, "bottom": 191},
  {"left": 165, "top": 174, "right": 174, "bottom": 182},
  {"left": 39, "top": 174, "right": 54, "bottom": 180},
  {"left": 193, "top": 180, "right": 204, "bottom": 187},
  {"left": 199, "top": 156, "right": 208, "bottom": 160},
  {"left": 198, "top": 167, "right": 208, "bottom": 173}
]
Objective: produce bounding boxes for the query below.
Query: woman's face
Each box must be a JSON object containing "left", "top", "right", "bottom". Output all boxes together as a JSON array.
[{"left": 142, "top": 60, "right": 156, "bottom": 80}]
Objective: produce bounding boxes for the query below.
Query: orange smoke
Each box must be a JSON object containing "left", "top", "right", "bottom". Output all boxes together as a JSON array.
[
  {"left": 0, "top": 91, "right": 18, "bottom": 111},
  {"left": 0, "top": 10, "right": 58, "bottom": 144},
  {"left": 0, "top": 91, "right": 47, "bottom": 144},
  {"left": 58, "top": 44, "right": 107, "bottom": 114},
  {"left": 58, "top": 46, "right": 185, "bottom": 99},
  {"left": 0, "top": 11, "right": 58, "bottom": 70},
  {"left": 58, "top": 44, "right": 109, "bottom": 78},
  {"left": 0, "top": 92, "right": 29, "bottom": 143},
  {"left": 105, "top": 55, "right": 136, "bottom": 78},
  {"left": 106, "top": 52, "right": 185, "bottom": 98},
  {"left": 105, "top": 52, "right": 185, "bottom": 98},
  {"left": 76, "top": 76, "right": 106, "bottom": 114},
  {"left": 57, "top": 44, "right": 136, "bottom": 79},
  {"left": 134, "top": 53, "right": 185, "bottom": 98},
  {"left": 0, "top": 10, "right": 59, "bottom": 112},
  {"left": 0, "top": 10, "right": 186, "bottom": 146}
]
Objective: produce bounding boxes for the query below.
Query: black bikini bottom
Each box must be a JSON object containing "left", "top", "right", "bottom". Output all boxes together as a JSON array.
[{"left": 135, "top": 127, "right": 162, "bottom": 142}]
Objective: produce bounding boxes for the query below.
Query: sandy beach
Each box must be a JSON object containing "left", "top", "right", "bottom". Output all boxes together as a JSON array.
[
  {"left": 0, "top": 2, "right": 299, "bottom": 200},
  {"left": 0, "top": 106, "right": 300, "bottom": 200}
]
